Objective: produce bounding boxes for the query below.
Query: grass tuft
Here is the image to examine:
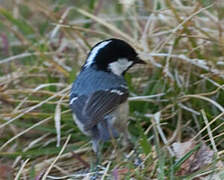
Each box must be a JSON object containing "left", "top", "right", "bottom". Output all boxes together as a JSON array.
[{"left": 0, "top": 0, "right": 224, "bottom": 179}]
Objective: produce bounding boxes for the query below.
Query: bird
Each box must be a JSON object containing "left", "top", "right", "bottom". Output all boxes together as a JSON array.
[{"left": 69, "top": 38, "right": 145, "bottom": 154}]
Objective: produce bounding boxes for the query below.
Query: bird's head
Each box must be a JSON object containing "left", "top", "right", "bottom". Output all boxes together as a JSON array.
[{"left": 83, "top": 38, "right": 145, "bottom": 76}]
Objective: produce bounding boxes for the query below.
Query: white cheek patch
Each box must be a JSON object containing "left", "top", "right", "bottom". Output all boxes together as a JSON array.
[
  {"left": 109, "top": 58, "right": 133, "bottom": 76},
  {"left": 85, "top": 40, "right": 112, "bottom": 67}
]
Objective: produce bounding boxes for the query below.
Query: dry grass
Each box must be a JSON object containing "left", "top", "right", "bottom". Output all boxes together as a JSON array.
[{"left": 0, "top": 0, "right": 224, "bottom": 179}]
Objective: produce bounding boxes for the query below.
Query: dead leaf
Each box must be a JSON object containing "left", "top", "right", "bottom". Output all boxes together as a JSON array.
[
  {"left": 0, "top": 164, "right": 13, "bottom": 180},
  {"left": 189, "top": 143, "right": 214, "bottom": 173},
  {"left": 172, "top": 139, "right": 223, "bottom": 179}
]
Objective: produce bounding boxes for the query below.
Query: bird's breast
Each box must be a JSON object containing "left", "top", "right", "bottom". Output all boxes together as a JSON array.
[{"left": 108, "top": 101, "right": 129, "bottom": 126}]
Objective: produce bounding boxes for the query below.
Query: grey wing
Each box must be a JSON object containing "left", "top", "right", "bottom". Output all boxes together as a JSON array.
[{"left": 83, "top": 87, "right": 129, "bottom": 130}]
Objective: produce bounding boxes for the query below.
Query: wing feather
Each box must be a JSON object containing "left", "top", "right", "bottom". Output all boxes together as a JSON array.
[
  {"left": 83, "top": 87, "right": 128, "bottom": 130},
  {"left": 70, "top": 87, "right": 128, "bottom": 131}
]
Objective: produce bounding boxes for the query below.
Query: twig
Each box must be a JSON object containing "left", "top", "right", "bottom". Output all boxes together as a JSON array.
[{"left": 42, "top": 134, "right": 71, "bottom": 180}]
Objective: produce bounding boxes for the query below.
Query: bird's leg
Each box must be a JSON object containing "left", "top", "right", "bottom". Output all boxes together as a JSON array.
[
  {"left": 90, "top": 139, "right": 104, "bottom": 178},
  {"left": 119, "top": 127, "right": 143, "bottom": 167},
  {"left": 123, "top": 128, "right": 132, "bottom": 146},
  {"left": 116, "top": 124, "right": 133, "bottom": 151},
  {"left": 125, "top": 132, "right": 144, "bottom": 168}
]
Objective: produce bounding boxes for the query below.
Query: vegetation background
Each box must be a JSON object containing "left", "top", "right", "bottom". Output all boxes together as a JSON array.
[{"left": 0, "top": 0, "right": 224, "bottom": 179}]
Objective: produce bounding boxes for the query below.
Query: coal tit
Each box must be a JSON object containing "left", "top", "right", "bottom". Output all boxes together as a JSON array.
[{"left": 70, "top": 38, "right": 144, "bottom": 153}]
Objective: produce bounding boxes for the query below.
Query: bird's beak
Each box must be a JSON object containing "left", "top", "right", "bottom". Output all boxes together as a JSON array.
[{"left": 135, "top": 56, "right": 146, "bottom": 64}]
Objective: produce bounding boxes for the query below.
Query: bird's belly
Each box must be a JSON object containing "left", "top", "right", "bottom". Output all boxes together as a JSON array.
[
  {"left": 104, "top": 101, "right": 129, "bottom": 136},
  {"left": 112, "top": 101, "right": 129, "bottom": 125}
]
